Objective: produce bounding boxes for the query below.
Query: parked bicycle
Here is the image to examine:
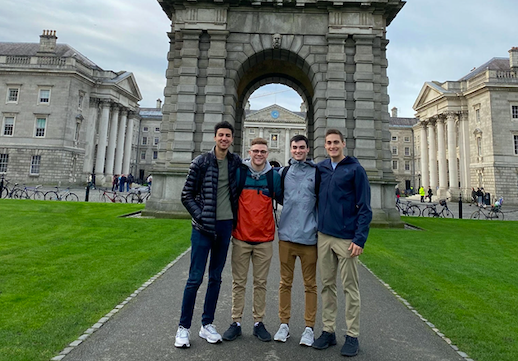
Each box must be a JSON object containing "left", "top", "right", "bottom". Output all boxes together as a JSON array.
[
  {"left": 421, "top": 199, "right": 454, "bottom": 218},
  {"left": 44, "top": 187, "right": 80, "bottom": 201},
  {"left": 16, "top": 184, "right": 45, "bottom": 200},
  {"left": 470, "top": 197, "right": 504, "bottom": 220},
  {"left": 99, "top": 188, "right": 125, "bottom": 203},
  {"left": 125, "top": 186, "right": 151, "bottom": 204},
  {"left": 0, "top": 179, "right": 25, "bottom": 199},
  {"left": 396, "top": 200, "right": 421, "bottom": 216}
]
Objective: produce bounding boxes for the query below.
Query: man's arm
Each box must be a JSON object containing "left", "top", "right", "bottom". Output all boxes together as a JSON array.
[
  {"left": 352, "top": 166, "right": 372, "bottom": 249},
  {"left": 181, "top": 158, "right": 204, "bottom": 220}
]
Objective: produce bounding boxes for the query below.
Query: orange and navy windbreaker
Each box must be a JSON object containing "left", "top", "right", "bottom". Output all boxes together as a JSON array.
[{"left": 232, "top": 166, "right": 282, "bottom": 243}]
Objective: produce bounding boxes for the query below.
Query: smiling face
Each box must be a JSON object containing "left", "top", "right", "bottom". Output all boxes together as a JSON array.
[
  {"left": 249, "top": 143, "right": 269, "bottom": 171},
  {"left": 214, "top": 127, "right": 233, "bottom": 155},
  {"left": 291, "top": 140, "right": 309, "bottom": 161},
  {"left": 325, "top": 133, "right": 346, "bottom": 162}
]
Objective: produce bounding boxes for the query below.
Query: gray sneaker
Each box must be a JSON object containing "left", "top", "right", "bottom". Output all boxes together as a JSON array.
[
  {"left": 174, "top": 326, "right": 191, "bottom": 348},
  {"left": 299, "top": 327, "right": 314, "bottom": 346},
  {"left": 199, "top": 324, "right": 222, "bottom": 344},
  {"left": 274, "top": 323, "right": 290, "bottom": 342}
]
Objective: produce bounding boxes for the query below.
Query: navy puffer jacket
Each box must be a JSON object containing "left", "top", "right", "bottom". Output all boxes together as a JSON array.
[{"left": 181, "top": 147, "right": 242, "bottom": 238}]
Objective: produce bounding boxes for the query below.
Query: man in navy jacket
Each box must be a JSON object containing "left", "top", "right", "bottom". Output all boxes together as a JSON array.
[{"left": 312, "top": 129, "right": 372, "bottom": 357}]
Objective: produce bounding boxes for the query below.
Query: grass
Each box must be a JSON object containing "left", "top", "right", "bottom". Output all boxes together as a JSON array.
[
  {"left": 363, "top": 217, "right": 518, "bottom": 361},
  {"left": 0, "top": 199, "right": 192, "bottom": 361}
]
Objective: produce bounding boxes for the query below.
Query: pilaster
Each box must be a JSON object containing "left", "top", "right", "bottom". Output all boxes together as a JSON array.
[
  {"left": 419, "top": 121, "right": 430, "bottom": 189},
  {"left": 436, "top": 116, "right": 448, "bottom": 197},
  {"left": 105, "top": 104, "right": 120, "bottom": 178},
  {"left": 95, "top": 100, "right": 111, "bottom": 184},
  {"left": 458, "top": 111, "right": 471, "bottom": 198},
  {"left": 446, "top": 112, "right": 460, "bottom": 198},
  {"left": 428, "top": 117, "right": 438, "bottom": 191},
  {"left": 122, "top": 113, "right": 135, "bottom": 175},
  {"left": 83, "top": 97, "right": 99, "bottom": 175}
]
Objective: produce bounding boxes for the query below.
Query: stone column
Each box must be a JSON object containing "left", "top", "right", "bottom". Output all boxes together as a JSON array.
[
  {"left": 436, "top": 116, "right": 448, "bottom": 197},
  {"left": 353, "top": 34, "right": 377, "bottom": 173},
  {"left": 446, "top": 112, "right": 459, "bottom": 197},
  {"left": 326, "top": 34, "right": 347, "bottom": 140},
  {"left": 114, "top": 109, "right": 128, "bottom": 175},
  {"left": 170, "top": 30, "right": 202, "bottom": 163},
  {"left": 201, "top": 30, "right": 229, "bottom": 150},
  {"left": 122, "top": 113, "right": 135, "bottom": 175},
  {"left": 428, "top": 117, "right": 438, "bottom": 192},
  {"left": 95, "top": 100, "right": 111, "bottom": 183},
  {"left": 83, "top": 98, "right": 99, "bottom": 175},
  {"left": 105, "top": 104, "right": 120, "bottom": 179},
  {"left": 420, "top": 121, "right": 430, "bottom": 189},
  {"left": 458, "top": 111, "right": 471, "bottom": 198}
]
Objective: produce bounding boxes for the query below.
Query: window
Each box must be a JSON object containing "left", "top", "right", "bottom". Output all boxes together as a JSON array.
[
  {"left": 38, "top": 89, "right": 50, "bottom": 104},
  {"left": 404, "top": 136, "right": 410, "bottom": 142},
  {"left": 391, "top": 146, "right": 398, "bottom": 155},
  {"left": 3, "top": 117, "right": 14, "bottom": 136},
  {"left": 142, "top": 136, "right": 148, "bottom": 145},
  {"left": 30, "top": 155, "right": 41, "bottom": 175},
  {"left": 391, "top": 136, "right": 397, "bottom": 141},
  {"left": 35, "top": 118, "right": 46, "bottom": 137},
  {"left": 154, "top": 137, "right": 159, "bottom": 146},
  {"left": 404, "top": 161, "right": 410, "bottom": 171},
  {"left": 512, "top": 105, "right": 518, "bottom": 119},
  {"left": 140, "top": 151, "right": 146, "bottom": 160},
  {"left": 249, "top": 128, "right": 256, "bottom": 135},
  {"left": 404, "top": 147, "right": 410, "bottom": 156},
  {"left": 514, "top": 135, "right": 518, "bottom": 155},
  {"left": 155, "top": 127, "right": 160, "bottom": 132},
  {"left": 7, "top": 88, "right": 19, "bottom": 103},
  {"left": 143, "top": 126, "right": 149, "bottom": 132},
  {"left": 0, "top": 154, "right": 8, "bottom": 173},
  {"left": 475, "top": 109, "right": 480, "bottom": 123},
  {"left": 270, "top": 133, "right": 279, "bottom": 148},
  {"left": 153, "top": 151, "right": 158, "bottom": 160},
  {"left": 74, "top": 121, "right": 81, "bottom": 141},
  {"left": 392, "top": 160, "right": 398, "bottom": 170}
]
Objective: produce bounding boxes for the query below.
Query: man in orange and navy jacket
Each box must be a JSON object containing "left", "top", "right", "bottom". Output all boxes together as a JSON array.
[{"left": 222, "top": 137, "right": 283, "bottom": 343}]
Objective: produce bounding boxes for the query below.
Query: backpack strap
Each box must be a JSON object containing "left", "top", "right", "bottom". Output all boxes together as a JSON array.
[{"left": 314, "top": 166, "right": 321, "bottom": 205}]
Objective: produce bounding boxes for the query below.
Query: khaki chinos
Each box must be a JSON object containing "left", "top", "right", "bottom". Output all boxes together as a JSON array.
[
  {"left": 318, "top": 232, "right": 360, "bottom": 337},
  {"left": 278, "top": 240, "right": 317, "bottom": 327},
  {"left": 230, "top": 238, "right": 273, "bottom": 323}
]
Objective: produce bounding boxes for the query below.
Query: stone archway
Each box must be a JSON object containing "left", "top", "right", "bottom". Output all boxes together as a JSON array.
[{"left": 145, "top": 0, "right": 405, "bottom": 227}]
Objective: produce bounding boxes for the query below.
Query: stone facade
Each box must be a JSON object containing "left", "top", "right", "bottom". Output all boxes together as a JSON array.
[
  {"left": 146, "top": 0, "right": 406, "bottom": 227},
  {"left": 0, "top": 31, "right": 142, "bottom": 187},
  {"left": 413, "top": 48, "right": 518, "bottom": 204},
  {"left": 136, "top": 101, "right": 163, "bottom": 183}
]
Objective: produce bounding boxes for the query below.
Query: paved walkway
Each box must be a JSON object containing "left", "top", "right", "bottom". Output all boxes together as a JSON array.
[{"left": 58, "top": 236, "right": 470, "bottom": 361}]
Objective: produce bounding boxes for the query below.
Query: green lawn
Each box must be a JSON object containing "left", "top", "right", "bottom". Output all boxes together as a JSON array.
[
  {"left": 0, "top": 199, "right": 192, "bottom": 361},
  {"left": 363, "top": 218, "right": 518, "bottom": 361}
]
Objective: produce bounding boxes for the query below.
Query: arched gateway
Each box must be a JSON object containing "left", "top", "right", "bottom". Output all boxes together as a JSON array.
[{"left": 144, "top": 0, "right": 406, "bottom": 227}]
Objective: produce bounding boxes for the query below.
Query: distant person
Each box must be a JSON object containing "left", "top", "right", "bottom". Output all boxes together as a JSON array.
[
  {"left": 175, "top": 121, "right": 242, "bottom": 348},
  {"left": 427, "top": 186, "right": 433, "bottom": 203},
  {"left": 119, "top": 174, "right": 126, "bottom": 192},
  {"left": 127, "top": 173, "right": 134, "bottom": 192},
  {"left": 312, "top": 129, "right": 372, "bottom": 357},
  {"left": 471, "top": 188, "right": 477, "bottom": 204},
  {"left": 147, "top": 174, "right": 153, "bottom": 188},
  {"left": 418, "top": 186, "right": 425, "bottom": 203},
  {"left": 112, "top": 175, "right": 119, "bottom": 191},
  {"left": 395, "top": 187, "right": 400, "bottom": 204}
]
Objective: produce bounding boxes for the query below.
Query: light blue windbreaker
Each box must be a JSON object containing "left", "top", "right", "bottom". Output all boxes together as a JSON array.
[{"left": 277, "top": 158, "right": 318, "bottom": 246}]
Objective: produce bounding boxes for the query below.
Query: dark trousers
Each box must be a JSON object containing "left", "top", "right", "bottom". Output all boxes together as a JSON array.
[{"left": 179, "top": 220, "right": 232, "bottom": 329}]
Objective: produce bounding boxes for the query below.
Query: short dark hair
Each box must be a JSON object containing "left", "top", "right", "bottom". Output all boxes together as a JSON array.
[
  {"left": 325, "top": 129, "right": 344, "bottom": 142},
  {"left": 290, "top": 134, "right": 309, "bottom": 147},
  {"left": 214, "top": 121, "right": 235, "bottom": 136}
]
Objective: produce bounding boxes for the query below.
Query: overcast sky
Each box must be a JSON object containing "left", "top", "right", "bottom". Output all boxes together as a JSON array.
[{"left": 1, "top": 0, "right": 517, "bottom": 117}]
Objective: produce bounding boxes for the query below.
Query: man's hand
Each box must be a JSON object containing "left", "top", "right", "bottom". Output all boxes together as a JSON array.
[{"left": 348, "top": 242, "right": 363, "bottom": 257}]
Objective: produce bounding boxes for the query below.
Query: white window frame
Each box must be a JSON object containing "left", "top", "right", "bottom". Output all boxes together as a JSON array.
[
  {"left": 270, "top": 133, "right": 279, "bottom": 148},
  {"left": 78, "top": 92, "right": 85, "bottom": 110},
  {"left": 392, "top": 146, "right": 398, "bottom": 155},
  {"left": 404, "top": 147, "right": 410, "bottom": 156},
  {"left": 30, "top": 155, "right": 41, "bottom": 175},
  {"left": 38, "top": 88, "right": 51, "bottom": 105},
  {"left": 143, "top": 126, "right": 149, "bottom": 132},
  {"left": 154, "top": 127, "right": 160, "bottom": 133},
  {"left": 512, "top": 105, "right": 518, "bottom": 120},
  {"left": 153, "top": 151, "right": 158, "bottom": 160},
  {"left": 392, "top": 160, "right": 398, "bottom": 170},
  {"left": 3, "top": 115, "right": 15, "bottom": 136},
  {"left": 404, "top": 161, "right": 410, "bottom": 171},
  {"left": 6, "top": 87, "right": 20, "bottom": 104},
  {"left": 404, "top": 136, "right": 410, "bottom": 142},
  {"left": 475, "top": 108, "right": 480, "bottom": 123},
  {"left": 0, "top": 153, "right": 8, "bottom": 173},
  {"left": 142, "top": 136, "right": 148, "bottom": 145},
  {"left": 391, "top": 135, "right": 398, "bottom": 141},
  {"left": 35, "top": 117, "right": 47, "bottom": 138},
  {"left": 154, "top": 137, "right": 159, "bottom": 146},
  {"left": 140, "top": 151, "right": 146, "bottom": 160},
  {"left": 249, "top": 128, "right": 256, "bottom": 135}
]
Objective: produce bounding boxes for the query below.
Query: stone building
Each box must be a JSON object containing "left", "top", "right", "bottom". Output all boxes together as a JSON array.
[
  {"left": 0, "top": 31, "right": 141, "bottom": 187},
  {"left": 389, "top": 107, "right": 418, "bottom": 194},
  {"left": 243, "top": 103, "right": 306, "bottom": 165},
  {"left": 136, "top": 100, "right": 163, "bottom": 183},
  {"left": 413, "top": 47, "right": 518, "bottom": 204}
]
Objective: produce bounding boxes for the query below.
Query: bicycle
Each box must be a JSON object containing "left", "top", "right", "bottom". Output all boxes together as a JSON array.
[
  {"left": 125, "top": 186, "right": 151, "bottom": 204},
  {"left": 421, "top": 199, "right": 454, "bottom": 218},
  {"left": 1, "top": 180, "right": 25, "bottom": 199},
  {"left": 44, "top": 187, "right": 80, "bottom": 201},
  {"left": 99, "top": 188, "right": 125, "bottom": 203},
  {"left": 470, "top": 198, "right": 504, "bottom": 220},
  {"left": 15, "top": 184, "right": 45, "bottom": 200},
  {"left": 396, "top": 200, "right": 421, "bottom": 216}
]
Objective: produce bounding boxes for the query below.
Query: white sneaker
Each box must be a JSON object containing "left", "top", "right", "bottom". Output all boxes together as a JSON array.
[
  {"left": 274, "top": 323, "right": 290, "bottom": 342},
  {"left": 199, "top": 324, "right": 223, "bottom": 344},
  {"left": 175, "top": 326, "right": 191, "bottom": 348},
  {"left": 299, "top": 327, "right": 314, "bottom": 346}
]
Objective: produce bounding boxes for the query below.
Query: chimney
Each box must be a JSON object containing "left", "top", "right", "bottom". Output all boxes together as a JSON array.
[
  {"left": 156, "top": 99, "right": 162, "bottom": 109},
  {"left": 391, "top": 107, "right": 398, "bottom": 118},
  {"left": 38, "top": 30, "right": 58, "bottom": 55},
  {"left": 509, "top": 47, "right": 518, "bottom": 72}
]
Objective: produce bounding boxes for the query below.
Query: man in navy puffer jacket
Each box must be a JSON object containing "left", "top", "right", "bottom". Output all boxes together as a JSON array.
[{"left": 312, "top": 129, "right": 372, "bottom": 357}]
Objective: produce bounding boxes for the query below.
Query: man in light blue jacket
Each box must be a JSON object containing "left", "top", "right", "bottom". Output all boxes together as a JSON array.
[{"left": 273, "top": 135, "right": 319, "bottom": 347}]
